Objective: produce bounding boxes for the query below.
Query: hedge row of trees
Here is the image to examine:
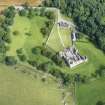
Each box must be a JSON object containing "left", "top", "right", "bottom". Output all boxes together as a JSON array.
[
  {"left": 31, "top": 46, "right": 66, "bottom": 67},
  {"left": 43, "top": 0, "right": 105, "bottom": 52},
  {"left": 18, "top": 5, "right": 55, "bottom": 37},
  {"left": 27, "top": 46, "right": 90, "bottom": 85},
  {"left": 0, "top": 6, "right": 17, "bottom": 63}
]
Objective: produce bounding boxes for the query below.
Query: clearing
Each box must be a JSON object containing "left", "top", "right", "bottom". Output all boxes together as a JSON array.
[
  {"left": 76, "top": 77, "right": 105, "bottom": 105},
  {"left": 0, "top": 63, "right": 63, "bottom": 105}
]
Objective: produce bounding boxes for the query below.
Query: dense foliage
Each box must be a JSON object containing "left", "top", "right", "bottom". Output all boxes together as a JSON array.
[
  {"left": 0, "top": 6, "right": 16, "bottom": 62},
  {"left": 43, "top": 0, "right": 105, "bottom": 52}
]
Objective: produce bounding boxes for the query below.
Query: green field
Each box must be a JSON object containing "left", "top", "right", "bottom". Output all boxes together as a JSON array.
[
  {"left": 6, "top": 14, "right": 49, "bottom": 63},
  {"left": 7, "top": 14, "right": 47, "bottom": 55},
  {"left": 4, "top": 10, "right": 105, "bottom": 105},
  {"left": 76, "top": 77, "right": 105, "bottom": 105},
  {"left": 65, "top": 35, "right": 105, "bottom": 76},
  {"left": 0, "top": 63, "right": 63, "bottom": 105},
  {"left": 46, "top": 24, "right": 64, "bottom": 52},
  {"left": 46, "top": 24, "right": 72, "bottom": 52},
  {"left": 7, "top": 13, "right": 105, "bottom": 76},
  {"left": 46, "top": 12, "right": 72, "bottom": 52}
]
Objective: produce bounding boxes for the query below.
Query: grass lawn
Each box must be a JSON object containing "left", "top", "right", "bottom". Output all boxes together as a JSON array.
[
  {"left": 0, "top": 63, "right": 63, "bottom": 105},
  {"left": 46, "top": 23, "right": 72, "bottom": 52},
  {"left": 23, "top": 16, "right": 48, "bottom": 62},
  {"left": 7, "top": 14, "right": 49, "bottom": 63},
  {"left": 64, "top": 35, "right": 105, "bottom": 76},
  {"left": 59, "top": 27, "right": 72, "bottom": 48},
  {"left": 76, "top": 77, "right": 105, "bottom": 105},
  {"left": 46, "top": 12, "right": 72, "bottom": 52},
  {"left": 46, "top": 24, "right": 64, "bottom": 52},
  {"left": 7, "top": 14, "right": 105, "bottom": 77},
  {"left": 7, "top": 14, "right": 30, "bottom": 56}
]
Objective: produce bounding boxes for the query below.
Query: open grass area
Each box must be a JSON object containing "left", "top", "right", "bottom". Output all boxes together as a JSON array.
[
  {"left": 7, "top": 14, "right": 30, "bottom": 56},
  {"left": 46, "top": 24, "right": 64, "bottom": 52},
  {"left": 7, "top": 14, "right": 48, "bottom": 63},
  {"left": 2, "top": 7, "right": 105, "bottom": 105},
  {"left": 59, "top": 27, "right": 71, "bottom": 48},
  {"left": 68, "top": 35, "right": 105, "bottom": 76},
  {"left": 0, "top": 63, "right": 63, "bottom": 105},
  {"left": 76, "top": 77, "right": 105, "bottom": 105},
  {"left": 7, "top": 14, "right": 105, "bottom": 76},
  {"left": 47, "top": 20, "right": 72, "bottom": 52}
]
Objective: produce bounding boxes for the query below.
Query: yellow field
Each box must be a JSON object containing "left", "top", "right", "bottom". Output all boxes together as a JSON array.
[{"left": 0, "top": 0, "right": 42, "bottom": 11}]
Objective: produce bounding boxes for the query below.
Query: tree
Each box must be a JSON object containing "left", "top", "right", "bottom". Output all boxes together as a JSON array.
[
  {"left": 5, "top": 56, "right": 17, "bottom": 65},
  {"left": 28, "top": 60, "right": 38, "bottom": 67},
  {"left": 96, "top": 101, "right": 105, "bottom": 105},
  {"left": 18, "top": 54, "right": 27, "bottom": 62},
  {"left": 16, "top": 48, "right": 23, "bottom": 55},
  {"left": 19, "top": 9, "right": 27, "bottom": 16},
  {"left": 45, "top": 11, "right": 55, "bottom": 20},
  {"left": 43, "top": 0, "right": 105, "bottom": 52},
  {"left": 3, "top": 6, "right": 16, "bottom": 18},
  {"left": 27, "top": 8, "right": 35, "bottom": 19},
  {"left": 40, "top": 27, "right": 50, "bottom": 37},
  {"left": 95, "top": 66, "right": 105, "bottom": 77},
  {"left": 40, "top": 7, "right": 46, "bottom": 16},
  {"left": 4, "top": 17, "right": 14, "bottom": 25},
  {"left": 31, "top": 47, "right": 41, "bottom": 55}
]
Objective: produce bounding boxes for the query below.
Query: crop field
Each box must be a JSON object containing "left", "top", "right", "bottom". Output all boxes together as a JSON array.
[
  {"left": 76, "top": 77, "right": 105, "bottom": 105},
  {"left": 0, "top": 0, "right": 41, "bottom": 5},
  {"left": 0, "top": 0, "right": 42, "bottom": 11},
  {"left": 0, "top": 63, "right": 63, "bottom": 105}
]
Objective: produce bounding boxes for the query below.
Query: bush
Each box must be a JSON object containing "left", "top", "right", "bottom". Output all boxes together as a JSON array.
[
  {"left": 13, "top": 30, "right": 19, "bottom": 36},
  {"left": 96, "top": 101, "right": 105, "bottom": 105},
  {"left": 28, "top": 60, "right": 38, "bottom": 67},
  {"left": 52, "top": 54, "right": 66, "bottom": 67},
  {"left": 45, "top": 11, "right": 55, "bottom": 20},
  {"left": 16, "top": 48, "right": 23, "bottom": 55},
  {"left": 31, "top": 47, "right": 41, "bottom": 55},
  {"left": 18, "top": 54, "right": 27, "bottom": 62},
  {"left": 38, "top": 61, "right": 54, "bottom": 72},
  {"left": 40, "top": 27, "right": 50, "bottom": 37},
  {"left": 95, "top": 66, "right": 105, "bottom": 77},
  {"left": 25, "top": 32, "right": 32, "bottom": 36},
  {"left": 5, "top": 56, "right": 17, "bottom": 65}
]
